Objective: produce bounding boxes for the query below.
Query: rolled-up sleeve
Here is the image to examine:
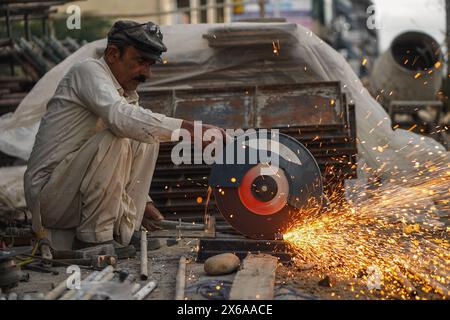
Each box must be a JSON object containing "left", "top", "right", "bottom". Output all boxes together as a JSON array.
[{"left": 70, "top": 61, "right": 183, "bottom": 143}]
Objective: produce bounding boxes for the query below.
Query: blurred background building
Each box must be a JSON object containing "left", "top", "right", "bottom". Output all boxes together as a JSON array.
[{"left": 52, "top": 0, "right": 379, "bottom": 76}]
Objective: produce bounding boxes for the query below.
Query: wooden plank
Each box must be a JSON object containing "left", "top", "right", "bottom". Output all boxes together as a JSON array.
[{"left": 229, "top": 254, "right": 278, "bottom": 300}]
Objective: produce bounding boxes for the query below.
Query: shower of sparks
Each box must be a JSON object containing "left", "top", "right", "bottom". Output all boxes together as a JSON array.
[{"left": 284, "top": 156, "right": 450, "bottom": 300}]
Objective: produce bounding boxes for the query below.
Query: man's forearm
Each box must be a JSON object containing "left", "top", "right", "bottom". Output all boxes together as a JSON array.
[{"left": 180, "top": 120, "right": 195, "bottom": 137}]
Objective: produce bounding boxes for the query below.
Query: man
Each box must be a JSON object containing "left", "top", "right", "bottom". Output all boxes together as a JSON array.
[{"left": 24, "top": 21, "right": 223, "bottom": 250}]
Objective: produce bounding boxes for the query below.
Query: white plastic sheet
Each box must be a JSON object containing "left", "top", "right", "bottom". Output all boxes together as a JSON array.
[{"left": 0, "top": 166, "right": 27, "bottom": 211}]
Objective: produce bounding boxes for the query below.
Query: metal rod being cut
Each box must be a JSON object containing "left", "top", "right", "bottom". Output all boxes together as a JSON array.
[{"left": 175, "top": 256, "right": 187, "bottom": 300}]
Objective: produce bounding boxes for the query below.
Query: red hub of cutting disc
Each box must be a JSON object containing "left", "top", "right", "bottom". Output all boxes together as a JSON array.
[{"left": 237, "top": 164, "right": 289, "bottom": 216}]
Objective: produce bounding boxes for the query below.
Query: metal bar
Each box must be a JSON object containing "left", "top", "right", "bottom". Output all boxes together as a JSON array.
[
  {"left": 258, "top": 0, "right": 265, "bottom": 18},
  {"left": 73, "top": 0, "right": 234, "bottom": 19},
  {"left": 0, "top": 9, "right": 55, "bottom": 21},
  {"left": 134, "top": 280, "right": 157, "bottom": 300},
  {"left": 1, "top": 0, "right": 70, "bottom": 5},
  {"left": 59, "top": 271, "right": 99, "bottom": 300},
  {"left": 175, "top": 256, "right": 187, "bottom": 300},
  {"left": 140, "top": 230, "right": 148, "bottom": 281},
  {"left": 79, "top": 272, "right": 115, "bottom": 300},
  {"left": 44, "top": 276, "right": 70, "bottom": 300},
  {"left": 189, "top": 0, "right": 200, "bottom": 24},
  {"left": 24, "top": 13, "right": 30, "bottom": 40},
  {"left": 5, "top": 8, "right": 12, "bottom": 38},
  {"left": 5, "top": 7, "right": 15, "bottom": 76},
  {"left": 78, "top": 266, "right": 115, "bottom": 300},
  {"left": 41, "top": 17, "right": 47, "bottom": 36},
  {"left": 20, "top": 254, "right": 93, "bottom": 269},
  {"left": 207, "top": 0, "right": 216, "bottom": 23},
  {"left": 223, "top": 0, "right": 232, "bottom": 23}
]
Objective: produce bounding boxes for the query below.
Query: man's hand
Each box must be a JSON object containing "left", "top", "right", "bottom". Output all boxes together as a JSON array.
[
  {"left": 180, "top": 120, "right": 229, "bottom": 148},
  {"left": 142, "top": 202, "right": 164, "bottom": 231}
]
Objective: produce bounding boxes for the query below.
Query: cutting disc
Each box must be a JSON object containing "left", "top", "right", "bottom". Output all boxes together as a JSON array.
[{"left": 209, "top": 131, "right": 323, "bottom": 239}]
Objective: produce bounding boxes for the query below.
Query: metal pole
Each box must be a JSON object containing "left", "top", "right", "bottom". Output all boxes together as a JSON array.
[
  {"left": 190, "top": 0, "right": 200, "bottom": 23},
  {"left": 6, "top": 8, "right": 11, "bottom": 38},
  {"left": 59, "top": 271, "right": 99, "bottom": 300},
  {"left": 42, "top": 17, "right": 48, "bottom": 36},
  {"left": 24, "top": 14, "right": 31, "bottom": 40},
  {"left": 174, "top": 256, "right": 186, "bottom": 300},
  {"left": 134, "top": 280, "right": 157, "bottom": 300},
  {"left": 140, "top": 230, "right": 148, "bottom": 281},
  {"left": 224, "top": 0, "right": 232, "bottom": 22},
  {"left": 259, "top": 0, "right": 265, "bottom": 18},
  {"left": 207, "top": 0, "right": 217, "bottom": 23},
  {"left": 6, "top": 8, "right": 14, "bottom": 76}
]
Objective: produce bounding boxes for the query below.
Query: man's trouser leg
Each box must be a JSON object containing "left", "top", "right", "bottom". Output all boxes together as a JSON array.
[
  {"left": 78, "top": 132, "right": 159, "bottom": 245},
  {"left": 122, "top": 138, "right": 159, "bottom": 236},
  {"left": 40, "top": 130, "right": 159, "bottom": 246}
]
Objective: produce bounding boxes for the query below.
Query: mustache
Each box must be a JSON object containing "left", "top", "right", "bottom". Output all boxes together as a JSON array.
[{"left": 133, "top": 75, "right": 148, "bottom": 83}]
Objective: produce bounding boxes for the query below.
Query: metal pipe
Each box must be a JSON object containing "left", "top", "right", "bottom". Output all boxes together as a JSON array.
[
  {"left": 190, "top": 0, "right": 200, "bottom": 24},
  {"left": 59, "top": 271, "right": 99, "bottom": 300},
  {"left": 5, "top": 8, "right": 11, "bottom": 38},
  {"left": 42, "top": 17, "right": 48, "bottom": 36},
  {"left": 175, "top": 256, "right": 187, "bottom": 300},
  {"left": 207, "top": 0, "right": 217, "bottom": 23},
  {"left": 259, "top": 0, "right": 265, "bottom": 18},
  {"left": 134, "top": 280, "right": 157, "bottom": 300},
  {"left": 44, "top": 277, "right": 70, "bottom": 300},
  {"left": 131, "top": 283, "right": 142, "bottom": 295},
  {"left": 140, "top": 230, "right": 148, "bottom": 281},
  {"left": 24, "top": 14, "right": 30, "bottom": 40},
  {"left": 92, "top": 265, "right": 114, "bottom": 281},
  {"left": 5, "top": 8, "right": 14, "bottom": 76},
  {"left": 79, "top": 270, "right": 115, "bottom": 300}
]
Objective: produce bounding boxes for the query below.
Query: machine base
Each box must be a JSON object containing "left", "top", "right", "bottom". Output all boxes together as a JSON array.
[{"left": 196, "top": 237, "right": 294, "bottom": 263}]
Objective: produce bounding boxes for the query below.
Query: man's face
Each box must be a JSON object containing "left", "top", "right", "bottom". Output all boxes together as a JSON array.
[{"left": 105, "top": 45, "right": 155, "bottom": 91}]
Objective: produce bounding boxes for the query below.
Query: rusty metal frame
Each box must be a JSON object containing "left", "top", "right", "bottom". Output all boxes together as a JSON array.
[{"left": 141, "top": 81, "right": 358, "bottom": 221}]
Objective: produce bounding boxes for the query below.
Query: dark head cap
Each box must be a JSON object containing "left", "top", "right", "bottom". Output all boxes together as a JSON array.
[{"left": 107, "top": 20, "right": 167, "bottom": 63}]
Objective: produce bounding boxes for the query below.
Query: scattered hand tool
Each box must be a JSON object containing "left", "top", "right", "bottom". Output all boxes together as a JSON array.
[
  {"left": 51, "top": 244, "right": 115, "bottom": 260},
  {"left": 50, "top": 244, "right": 117, "bottom": 270},
  {"left": 22, "top": 263, "right": 59, "bottom": 275},
  {"left": 51, "top": 255, "right": 117, "bottom": 270}
]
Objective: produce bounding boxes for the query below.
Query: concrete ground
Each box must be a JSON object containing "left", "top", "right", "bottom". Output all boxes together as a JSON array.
[{"left": 3, "top": 227, "right": 447, "bottom": 300}]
